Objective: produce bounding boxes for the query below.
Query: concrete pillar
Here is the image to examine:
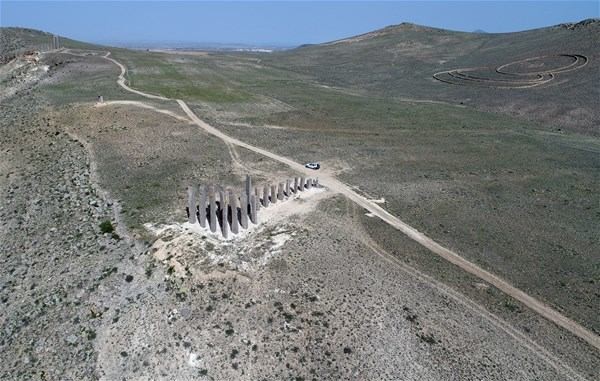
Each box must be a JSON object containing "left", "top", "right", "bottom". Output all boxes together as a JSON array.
[
  {"left": 240, "top": 193, "right": 249, "bottom": 229},
  {"left": 199, "top": 185, "right": 207, "bottom": 228},
  {"left": 293, "top": 177, "right": 298, "bottom": 193},
  {"left": 315, "top": 178, "right": 319, "bottom": 187},
  {"left": 209, "top": 186, "right": 217, "bottom": 233},
  {"left": 263, "top": 185, "right": 270, "bottom": 207},
  {"left": 306, "top": 178, "right": 312, "bottom": 190},
  {"left": 219, "top": 189, "right": 226, "bottom": 209},
  {"left": 285, "top": 180, "right": 291, "bottom": 197},
  {"left": 299, "top": 177, "right": 305, "bottom": 192},
  {"left": 254, "top": 187, "right": 261, "bottom": 211},
  {"left": 250, "top": 194, "right": 258, "bottom": 224},
  {"left": 229, "top": 189, "right": 239, "bottom": 234},
  {"left": 278, "top": 183, "right": 284, "bottom": 200},
  {"left": 187, "top": 186, "right": 197, "bottom": 224},
  {"left": 271, "top": 184, "right": 277, "bottom": 204},
  {"left": 221, "top": 192, "right": 229, "bottom": 239},
  {"left": 219, "top": 188, "right": 226, "bottom": 225}
]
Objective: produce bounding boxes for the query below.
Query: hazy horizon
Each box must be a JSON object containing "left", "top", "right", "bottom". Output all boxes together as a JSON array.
[{"left": 1, "top": 1, "right": 598, "bottom": 47}]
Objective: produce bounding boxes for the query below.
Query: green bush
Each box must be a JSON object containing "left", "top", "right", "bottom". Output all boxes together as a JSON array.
[{"left": 99, "top": 220, "right": 114, "bottom": 234}]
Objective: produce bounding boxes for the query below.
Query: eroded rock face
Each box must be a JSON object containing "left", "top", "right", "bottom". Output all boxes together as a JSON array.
[{"left": 0, "top": 56, "right": 49, "bottom": 103}]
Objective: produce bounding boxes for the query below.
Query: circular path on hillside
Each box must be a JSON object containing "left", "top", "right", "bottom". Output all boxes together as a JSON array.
[{"left": 433, "top": 54, "right": 588, "bottom": 89}]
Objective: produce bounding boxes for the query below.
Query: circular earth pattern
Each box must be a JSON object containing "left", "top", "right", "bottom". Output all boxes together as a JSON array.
[{"left": 433, "top": 54, "right": 588, "bottom": 88}]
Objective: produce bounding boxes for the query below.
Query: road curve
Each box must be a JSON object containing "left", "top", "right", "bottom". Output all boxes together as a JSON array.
[
  {"left": 75, "top": 49, "right": 599, "bottom": 352},
  {"left": 102, "top": 52, "right": 170, "bottom": 101}
]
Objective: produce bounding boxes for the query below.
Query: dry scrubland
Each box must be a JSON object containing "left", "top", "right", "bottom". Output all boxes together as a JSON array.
[
  {"left": 0, "top": 22, "right": 599, "bottom": 380},
  {"left": 109, "top": 21, "right": 599, "bottom": 333}
]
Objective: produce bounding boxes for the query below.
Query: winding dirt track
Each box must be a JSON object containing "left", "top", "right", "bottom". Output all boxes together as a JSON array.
[
  {"left": 101, "top": 52, "right": 170, "bottom": 101},
  {"left": 63, "top": 50, "right": 600, "bottom": 354}
]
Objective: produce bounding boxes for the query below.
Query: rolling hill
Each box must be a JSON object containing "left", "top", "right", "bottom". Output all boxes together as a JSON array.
[
  {"left": 1, "top": 20, "right": 599, "bottom": 380},
  {"left": 262, "top": 19, "right": 600, "bottom": 135}
]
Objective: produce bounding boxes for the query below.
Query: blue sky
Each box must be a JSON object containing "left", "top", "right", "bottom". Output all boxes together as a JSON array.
[{"left": 1, "top": 1, "right": 598, "bottom": 46}]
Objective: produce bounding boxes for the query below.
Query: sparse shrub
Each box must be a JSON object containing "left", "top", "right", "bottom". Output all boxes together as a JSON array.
[
  {"left": 176, "top": 291, "right": 187, "bottom": 301},
  {"left": 145, "top": 265, "right": 154, "bottom": 278},
  {"left": 99, "top": 220, "right": 114, "bottom": 234},
  {"left": 418, "top": 333, "right": 438, "bottom": 345},
  {"left": 504, "top": 301, "right": 521, "bottom": 312}
]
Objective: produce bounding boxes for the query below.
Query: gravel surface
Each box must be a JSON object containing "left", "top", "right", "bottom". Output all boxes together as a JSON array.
[
  {"left": 0, "top": 76, "right": 137, "bottom": 379},
  {"left": 1, "top": 36, "right": 597, "bottom": 380}
]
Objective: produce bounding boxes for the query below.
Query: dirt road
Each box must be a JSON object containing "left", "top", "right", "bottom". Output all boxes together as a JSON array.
[
  {"left": 176, "top": 100, "right": 600, "bottom": 352},
  {"left": 102, "top": 52, "right": 170, "bottom": 101},
  {"left": 95, "top": 100, "right": 189, "bottom": 122},
  {"left": 66, "top": 49, "right": 600, "bottom": 352}
]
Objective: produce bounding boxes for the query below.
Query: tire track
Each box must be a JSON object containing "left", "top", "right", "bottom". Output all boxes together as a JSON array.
[{"left": 61, "top": 49, "right": 599, "bottom": 365}]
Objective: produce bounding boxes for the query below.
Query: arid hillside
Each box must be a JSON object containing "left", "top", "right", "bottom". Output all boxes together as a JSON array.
[
  {"left": 1, "top": 22, "right": 599, "bottom": 380},
  {"left": 262, "top": 20, "right": 600, "bottom": 135}
]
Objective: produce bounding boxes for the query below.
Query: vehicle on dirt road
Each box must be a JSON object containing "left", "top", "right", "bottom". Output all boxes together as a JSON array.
[{"left": 305, "top": 162, "right": 320, "bottom": 170}]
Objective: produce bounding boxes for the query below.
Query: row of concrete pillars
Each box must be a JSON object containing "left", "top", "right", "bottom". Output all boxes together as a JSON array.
[
  {"left": 51, "top": 35, "right": 60, "bottom": 50},
  {"left": 254, "top": 175, "right": 319, "bottom": 209},
  {"left": 186, "top": 183, "right": 258, "bottom": 239},
  {"left": 186, "top": 175, "right": 319, "bottom": 238}
]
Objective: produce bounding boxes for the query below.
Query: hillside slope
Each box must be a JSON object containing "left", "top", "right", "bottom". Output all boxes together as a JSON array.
[
  {"left": 0, "top": 27, "right": 99, "bottom": 62},
  {"left": 1, "top": 21, "right": 599, "bottom": 380},
  {"left": 263, "top": 20, "right": 600, "bottom": 135}
]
